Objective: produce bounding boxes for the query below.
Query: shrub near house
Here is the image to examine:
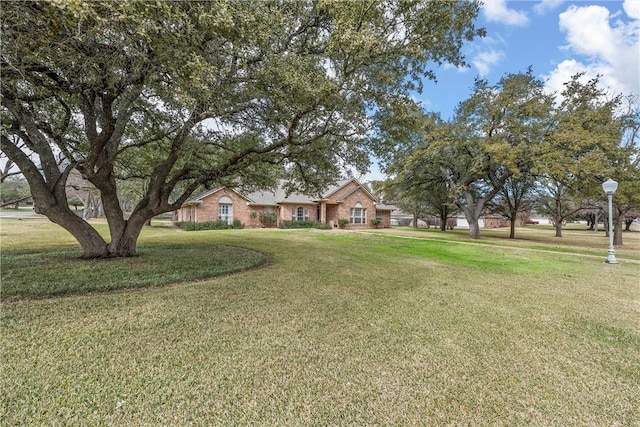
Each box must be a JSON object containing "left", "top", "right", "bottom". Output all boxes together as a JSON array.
[
  {"left": 177, "top": 220, "right": 244, "bottom": 231},
  {"left": 177, "top": 179, "right": 394, "bottom": 229}
]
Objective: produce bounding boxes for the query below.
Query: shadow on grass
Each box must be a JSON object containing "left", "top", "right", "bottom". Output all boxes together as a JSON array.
[{"left": 1, "top": 243, "right": 270, "bottom": 301}]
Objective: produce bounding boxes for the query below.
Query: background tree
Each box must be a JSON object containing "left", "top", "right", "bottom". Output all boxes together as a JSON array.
[
  {"left": 368, "top": 180, "right": 392, "bottom": 204},
  {"left": 375, "top": 70, "right": 637, "bottom": 243},
  {"left": 1, "top": 0, "right": 484, "bottom": 258},
  {"left": 535, "top": 74, "right": 626, "bottom": 238},
  {"left": 533, "top": 179, "right": 583, "bottom": 236},
  {"left": 0, "top": 175, "right": 31, "bottom": 208},
  {"left": 579, "top": 198, "right": 605, "bottom": 232},
  {"left": 396, "top": 146, "right": 455, "bottom": 230},
  {"left": 607, "top": 96, "right": 640, "bottom": 244},
  {"left": 423, "top": 71, "right": 552, "bottom": 238},
  {"left": 623, "top": 208, "right": 640, "bottom": 231},
  {"left": 382, "top": 177, "right": 431, "bottom": 228},
  {"left": 373, "top": 71, "right": 552, "bottom": 238},
  {"left": 486, "top": 173, "right": 536, "bottom": 239},
  {"left": 65, "top": 170, "right": 102, "bottom": 219},
  {"left": 373, "top": 107, "right": 452, "bottom": 228},
  {"left": 1, "top": 146, "right": 21, "bottom": 183}
]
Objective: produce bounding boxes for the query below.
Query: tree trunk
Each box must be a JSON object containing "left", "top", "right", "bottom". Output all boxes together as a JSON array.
[
  {"left": 554, "top": 220, "right": 563, "bottom": 238},
  {"left": 41, "top": 206, "right": 110, "bottom": 258},
  {"left": 108, "top": 225, "right": 142, "bottom": 257},
  {"left": 468, "top": 218, "right": 480, "bottom": 239},
  {"left": 614, "top": 210, "right": 625, "bottom": 246},
  {"left": 440, "top": 205, "right": 448, "bottom": 232},
  {"left": 625, "top": 218, "right": 633, "bottom": 231},
  {"left": 459, "top": 190, "right": 485, "bottom": 239},
  {"left": 507, "top": 208, "right": 517, "bottom": 239},
  {"left": 12, "top": 154, "right": 113, "bottom": 258},
  {"left": 37, "top": 186, "right": 149, "bottom": 258},
  {"left": 44, "top": 204, "right": 150, "bottom": 258},
  {"left": 101, "top": 190, "right": 152, "bottom": 257},
  {"left": 553, "top": 199, "right": 563, "bottom": 237}
]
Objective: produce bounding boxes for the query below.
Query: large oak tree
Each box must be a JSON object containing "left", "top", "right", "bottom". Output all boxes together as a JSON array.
[
  {"left": 535, "top": 74, "right": 634, "bottom": 239},
  {"left": 377, "top": 71, "right": 638, "bottom": 243},
  {"left": 1, "top": 0, "right": 484, "bottom": 258},
  {"left": 382, "top": 70, "right": 553, "bottom": 239}
]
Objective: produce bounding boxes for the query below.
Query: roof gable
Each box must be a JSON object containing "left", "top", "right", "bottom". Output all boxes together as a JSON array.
[
  {"left": 191, "top": 187, "right": 250, "bottom": 203},
  {"left": 336, "top": 185, "right": 378, "bottom": 203},
  {"left": 324, "top": 179, "right": 378, "bottom": 203},
  {"left": 322, "top": 178, "right": 357, "bottom": 199}
]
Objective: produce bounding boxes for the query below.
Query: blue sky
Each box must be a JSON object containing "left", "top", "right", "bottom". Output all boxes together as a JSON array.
[{"left": 364, "top": 0, "right": 640, "bottom": 181}]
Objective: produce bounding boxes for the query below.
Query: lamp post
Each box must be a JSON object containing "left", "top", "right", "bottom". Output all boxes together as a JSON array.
[{"left": 602, "top": 178, "right": 619, "bottom": 264}]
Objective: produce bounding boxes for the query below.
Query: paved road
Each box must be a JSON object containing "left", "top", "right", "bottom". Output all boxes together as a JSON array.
[{"left": 0, "top": 209, "right": 48, "bottom": 219}]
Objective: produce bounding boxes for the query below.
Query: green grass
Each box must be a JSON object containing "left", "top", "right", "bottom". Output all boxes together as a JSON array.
[
  {"left": 366, "top": 225, "right": 640, "bottom": 261},
  {"left": 0, "top": 220, "right": 268, "bottom": 299},
  {"left": 1, "top": 220, "right": 639, "bottom": 425}
]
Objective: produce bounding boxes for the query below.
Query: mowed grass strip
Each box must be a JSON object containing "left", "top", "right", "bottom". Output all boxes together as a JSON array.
[
  {"left": 1, "top": 223, "right": 639, "bottom": 425},
  {"left": 0, "top": 220, "right": 269, "bottom": 299},
  {"left": 360, "top": 224, "right": 640, "bottom": 261}
]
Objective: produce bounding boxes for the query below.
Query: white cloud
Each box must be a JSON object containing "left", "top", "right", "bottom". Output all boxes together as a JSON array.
[
  {"left": 559, "top": 5, "right": 614, "bottom": 58},
  {"left": 483, "top": 0, "right": 529, "bottom": 26},
  {"left": 533, "top": 0, "right": 564, "bottom": 15},
  {"left": 623, "top": 0, "right": 640, "bottom": 20},
  {"left": 543, "top": 59, "right": 591, "bottom": 95},
  {"left": 544, "top": 3, "right": 639, "bottom": 97},
  {"left": 472, "top": 50, "right": 504, "bottom": 76}
]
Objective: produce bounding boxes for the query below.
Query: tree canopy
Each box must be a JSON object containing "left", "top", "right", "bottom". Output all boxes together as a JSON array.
[
  {"left": 1, "top": 0, "right": 484, "bottom": 257},
  {"left": 375, "top": 71, "right": 639, "bottom": 241},
  {"left": 378, "top": 70, "right": 553, "bottom": 239}
]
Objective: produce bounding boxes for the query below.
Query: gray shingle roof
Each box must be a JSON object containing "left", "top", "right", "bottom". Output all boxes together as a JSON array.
[
  {"left": 188, "top": 179, "right": 378, "bottom": 206},
  {"left": 374, "top": 204, "right": 396, "bottom": 211},
  {"left": 245, "top": 179, "right": 355, "bottom": 204},
  {"left": 245, "top": 187, "right": 312, "bottom": 205}
]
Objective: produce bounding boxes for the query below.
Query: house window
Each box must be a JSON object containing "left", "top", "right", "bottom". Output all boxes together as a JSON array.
[
  {"left": 350, "top": 202, "right": 366, "bottom": 224},
  {"left": 218, "top": 196, "right": 233, "bottom": 225},
  {"left": 292, "top": 207, "right": 310, "bottom": 221}
]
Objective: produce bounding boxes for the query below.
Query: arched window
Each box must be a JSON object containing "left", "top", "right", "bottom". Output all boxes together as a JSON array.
[
  {"left": 350, "top": 202, "right": 366, "bottom": 224},
  {"left": 218, "top": 196, "right": 233, "bottom": 225}
]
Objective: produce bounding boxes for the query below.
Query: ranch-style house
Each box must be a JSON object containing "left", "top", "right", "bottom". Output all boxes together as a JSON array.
[{"left": 177, "top": 179, "right": 394, "bottom": 229}]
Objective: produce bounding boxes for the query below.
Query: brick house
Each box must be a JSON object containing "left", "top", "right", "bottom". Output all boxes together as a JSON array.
[{"left": 177, "top": 179, "right": 394, "bottom": 229}]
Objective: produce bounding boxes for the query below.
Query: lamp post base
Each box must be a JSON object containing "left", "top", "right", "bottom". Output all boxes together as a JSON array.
[{"left": 605, "top": 253, "right": 619, "bottom": 264}]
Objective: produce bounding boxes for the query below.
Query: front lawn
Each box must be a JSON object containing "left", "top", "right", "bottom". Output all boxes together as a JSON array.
[
  {"left": 0, "top": 220, "right": 269, "bottom": 299},
  {"left": 1, "top": 222, "right": 638, "bottom": 425}
]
